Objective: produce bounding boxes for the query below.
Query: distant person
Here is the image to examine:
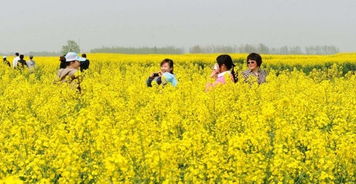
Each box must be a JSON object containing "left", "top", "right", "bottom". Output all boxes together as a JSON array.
[
  {"left": 147, "top": 58, "right": 178, "bottom": 87},
  {"left": 26, "top": 56, "right": 36, "bottom": 69},
  {"left": 59, "top": 55, "right": 66, "bottom": 69},
  {"left": 206, "top": 54, "right": 238, "bottom": 90},
  {"left": 17, "top": 55, "right": 28, "bottom": 69},
  {"left": 242, "top": 53, "right": 267, "bottom": 84},
  {"left": 80, "top": 53, "right": 90, "bottom": 71},
  {"left": 57, "top": 52, "right": 86, "bottom": 92},
  {"left": 3, "top": 56, "right": 11, "bottom": 67},
  {"left": 12, "top": 52, "right": 20, "bottom": 68}
]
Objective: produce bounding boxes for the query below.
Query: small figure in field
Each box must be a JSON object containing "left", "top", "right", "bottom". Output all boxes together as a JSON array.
[
  {"left": 80, "top": 53, "right": 90, "bottom": 72},
  {"left": 17, "top": 54, "right": 28, "bottom": 69},
  {"left": 147, "top": 58, "right": 178, "bottom": 87},
  {"left": 12, "top": 52, "right": 20, "bottom": 68},
  {"left": 2, "top": 56, "right": 11, "bottom": 67},
  {"left": 206, "top": 54, "right": 238, "bottom": 91},
  {"left": 57, "top": 52, "right": 86, "bottom": 92},
  {"left": 242, "top": 53, "right": 267, "bottom": 84},
  {"left": 26, "top": 56, "right": 36, "bottom": 69},
  {"left": 59, "top": 55, "right": 66, "bottom": 69}
]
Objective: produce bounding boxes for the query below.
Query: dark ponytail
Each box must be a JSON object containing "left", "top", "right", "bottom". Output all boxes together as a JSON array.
[
  {"left": 216, "top": 55, "right": 238, "bottom": 83},
  {"left": 231, "top": 67, "right": 238, "bottom": 83}
]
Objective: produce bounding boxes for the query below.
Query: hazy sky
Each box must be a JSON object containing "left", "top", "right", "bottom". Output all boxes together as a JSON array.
[{"left": 1, "top": 0, "right": 355, "bottom": 53}]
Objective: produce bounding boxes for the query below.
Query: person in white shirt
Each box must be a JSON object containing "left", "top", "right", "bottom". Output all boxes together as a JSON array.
[
  {"left": 26, "top": 56, "right": 36, "bottom": 69},
  {"left": 12, "top": 52, "right": 20, "bottom": 68}
]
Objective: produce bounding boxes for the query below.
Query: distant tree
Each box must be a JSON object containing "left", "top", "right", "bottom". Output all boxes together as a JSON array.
[
  {"left": 305, "top": 45, "right": 339, "bottom": 55},
  {"left": 242, "top": 44, "right": 257, "bottom": 53},
  {"left": 190, "top": 45, "right": 203, "bottom": 53},
  {"left": 280, "top": 46, "right": 289, "bottom": 55},
  {"left": 61, "top": 40, "right": 81, "bottom": 55},
  {"left": 28, "top": 51, "right": 61, "bottom": 56},
  {"left": 257, "top": 43, "right": 270, "bottom": 54},
  {"left": 90, "top": 46, "right": 183, "bottom": 54},
  {"left": 290, "top": 46, "right": 303, "bottom": 54}
]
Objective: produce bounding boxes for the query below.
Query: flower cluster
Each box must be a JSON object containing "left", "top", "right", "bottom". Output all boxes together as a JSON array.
[{"left": 0, "top": 54, "right": 355, "bottom": 183}]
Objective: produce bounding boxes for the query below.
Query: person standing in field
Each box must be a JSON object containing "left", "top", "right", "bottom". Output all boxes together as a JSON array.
[
  {"left": 12, "top": 52, "right": 20, "bottom": 68},
  {"left": 80, "top": 53, "right": 90, "bottom": 72},
  {"left": 17, "top": 54, "right": 28, "bottom": 69},
  {"left": 26, "top": 56, "right": 36, "bottom": 69},
  {"left": 147, "top": 58, "right": 178, "bottom": 87},
  {"left": 242, "top": 53, "right": 267, "bottom": 84},
  {"left": 206, "top": 54, "right": 238, "bottom": 90},
  {"left": 57, "top": 52, "right": 85, "bottom": 92},
  {"left": 3, "top": 56, "right": 11, "bottom": 67}
]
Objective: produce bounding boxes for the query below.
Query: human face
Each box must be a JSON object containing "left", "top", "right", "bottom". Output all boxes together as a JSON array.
[
  {"left": 70, "top": 60, "right": 81, "bottom": 69},
  {"left": 247, "top": 59, "right": 258, "bottom": 70},
  {"left": 160, "top": 62, "right": 172, "bottom": 73},
  {"left": 219, "top": 64, "right": 228, "bottom": 73}
]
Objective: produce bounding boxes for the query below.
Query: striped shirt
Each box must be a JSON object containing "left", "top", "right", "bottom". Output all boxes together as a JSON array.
[{"left": 242, "top": 69, "right": 267, "bottom": 84}]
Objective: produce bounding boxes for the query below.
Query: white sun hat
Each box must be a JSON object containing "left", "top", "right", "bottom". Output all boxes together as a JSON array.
[
  {"left": 3, "top": 56, "right": 6, "bottom": 59},
  {"left": 65, "top": 52, "right": 86, "bottom": 62}
]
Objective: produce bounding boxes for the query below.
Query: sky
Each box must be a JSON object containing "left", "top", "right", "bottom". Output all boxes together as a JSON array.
[{"left": 0, "top": 0, "right": 355, "bottom": 53}]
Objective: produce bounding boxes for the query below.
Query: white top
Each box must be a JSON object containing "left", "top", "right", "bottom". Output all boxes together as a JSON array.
[
  {"left": 26, "top": 60, "right": 36, "bottom": 68},
  {"left": 12, "top": 56, "right": 20, "bottom": 68}
]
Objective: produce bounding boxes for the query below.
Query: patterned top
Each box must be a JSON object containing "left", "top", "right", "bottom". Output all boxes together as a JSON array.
[
  {"left": 242, "top": 69, "right": 267, "bottom": 84},
  {"left": 57, "top": 68, "right": 82, "bottom": 91},
  {"left": 58, "top": 68, "right": 79, "bottom": 82}
]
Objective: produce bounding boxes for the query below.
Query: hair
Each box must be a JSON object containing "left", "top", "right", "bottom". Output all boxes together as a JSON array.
[
  {"left": 19, "top": 55, "right": 24, "bottom": 59},
  {"left": 216, "top": 54, "right": 238, "bottom": 83},
  {"left": 29, "top": 56, "right": 33, "bottom": 59},
  {"left": 82, "top": 53, "right": 87, "bottom": 58},
  {"left": 160, "top": 58, "right": 174, "bottom": 74},
  {"left": 59, "top": 56, "right": 66, "bottom": 69},
  {"left": 60, "top": 56, "right": 66, "bottom": 62},
  {"left": 247, "top": 53, "right": 262, "bottom": 67},
  {"left": 15, "top": 52, "right": 19, "bottom": 56}
]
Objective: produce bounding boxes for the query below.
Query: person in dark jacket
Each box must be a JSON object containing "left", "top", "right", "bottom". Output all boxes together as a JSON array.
[
  {"left": 59, "top": 55, "right": 66, "bottom": 69},
  {"left": 80, "top": 53, "right": 90, "bottom": 72},
  {"left": 17, "top": 55, "right": 28, "bottom": 69}
]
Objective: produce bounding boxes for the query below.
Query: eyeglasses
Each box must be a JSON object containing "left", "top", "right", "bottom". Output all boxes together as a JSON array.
[{"left": 247, "top": 61, "right": 256, "bottom": 64}]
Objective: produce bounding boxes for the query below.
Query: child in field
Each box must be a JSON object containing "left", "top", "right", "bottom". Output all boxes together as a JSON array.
[
  {"left": 242, "top": 53, "right": 267, "bottom": 84},
  {"left": 206, "top": 54, "right": 238, "bottom": 90},
  {"left": 147, "top": 58, "right": 178, "bottom": 87},
  {"left": 57, "top": 52, "right": 85, "bottom": 92}
]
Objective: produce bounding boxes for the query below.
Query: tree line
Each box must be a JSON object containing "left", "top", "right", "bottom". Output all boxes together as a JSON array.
[
  {"left": 91, "top": 44, "right": 339, "bottom": 55},
  {"left": 189, "top": 44, "right": 340, "bottom": 55},
  {"left": 90, "top": 46, "right": 184, "bottom": 54},
  {"left": 1, "top": 40, "right": 340, "bottom": 56}
]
